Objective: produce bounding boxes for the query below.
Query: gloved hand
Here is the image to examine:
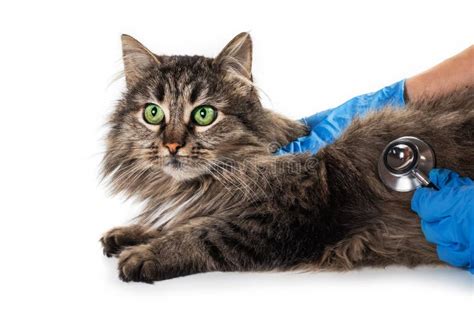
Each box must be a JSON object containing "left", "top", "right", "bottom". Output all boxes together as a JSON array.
[
  {"left": 276, "top": 80, "right": 406, "bottom": 155},
  {"left": 411, "top": 168, "right": 474, "bottom": 273}
]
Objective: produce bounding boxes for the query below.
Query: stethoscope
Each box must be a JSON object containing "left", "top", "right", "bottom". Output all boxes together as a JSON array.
[{"left": 378, "top": 136, "right": 439, "bottom": 192}]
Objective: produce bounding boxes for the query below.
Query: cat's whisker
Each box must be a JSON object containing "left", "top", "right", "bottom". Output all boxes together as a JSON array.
[
  {"left": 214, "top": 158, "right": 269, "bottom": 201},
  {"left": 204, "top": 161, "right": 248, "bottom": 198},
  {"left": 126, "top": 167, "right": 150, "bottom": 191},
  {"left": 213, "top": 164, "right": 252, "bottom": 197},
  {"left": 241, "top": 159, "right": 274, "bottom": 196},
  {"left": 201, "top": 163, "right": 234, "bottom": 195},
  {"left": 209, "top": 164, "right": 249, "bottom": 199},
  {"left": 207, "top": 160, "right": 261, "bottom": 203},
  {"left": 109, "top": 163, "right": 146, "bottom": 192}
]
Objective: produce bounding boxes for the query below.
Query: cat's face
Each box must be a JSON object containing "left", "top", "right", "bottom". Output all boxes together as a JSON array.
[{"left": 104, "top": 33, "right": 306, "bottom": 184}]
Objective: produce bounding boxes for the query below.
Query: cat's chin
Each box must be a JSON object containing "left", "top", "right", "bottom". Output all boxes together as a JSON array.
[{"left": 161, "top": 164, "right": 206, "bottom": 182}]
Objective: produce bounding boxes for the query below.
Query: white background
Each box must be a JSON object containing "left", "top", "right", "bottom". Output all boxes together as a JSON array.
[{"left": 0, "top": 0, "right": 472, "bottom": 314}]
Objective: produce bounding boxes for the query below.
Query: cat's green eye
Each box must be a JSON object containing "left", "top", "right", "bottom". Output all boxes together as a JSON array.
[
  {"left": 192, "top": 105, "right": 217, "bottom": 126},
  {"left": 143, "top": 103, "right": 164, "bottom": 125}
]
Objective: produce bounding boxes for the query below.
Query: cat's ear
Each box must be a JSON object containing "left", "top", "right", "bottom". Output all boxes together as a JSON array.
[
  {"left": 121, "top": 34, "right": 161, "bottom": 88},
  {"left": 215, "top": 32, "right": 253, "bottom": 80}
]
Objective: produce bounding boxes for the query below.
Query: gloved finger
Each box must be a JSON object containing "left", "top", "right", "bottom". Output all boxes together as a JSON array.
[
  {"left": 278, "top": 108, "right": 339, "bottom": 155},
  {"left": 421, "top": 218, "right": 458, "bottom": 246},
  {"left": 437, "top": 244, "right": 471, "bottom": 268},
  {"left": 275, "top": 140, "right": 304, "bottom": 155},
  {"left": 299, "top": 130, "right": 329, "bottom": 154},
  {"left": 411, "top": 186, "right": 467, "bottom": 222},
  {"left": 302, "top": 108, "right": 334, "bottom": 127},
  {"left": 429, "top": 168, "right": 474, "bottom": 188},
  {"left": 428, "top": 169, "right": 457, "bottom": 187},
  {"left": 276, "top": 131, "right": 328, "bottom": 155}
]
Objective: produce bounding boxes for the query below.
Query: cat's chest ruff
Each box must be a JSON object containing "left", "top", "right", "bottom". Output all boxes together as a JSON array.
[
  {"left": 146, "top": 193, "right": 202, "bottom": 229},
  {"left": 144, "top": 178, "right": 254, "bottom": 229}
]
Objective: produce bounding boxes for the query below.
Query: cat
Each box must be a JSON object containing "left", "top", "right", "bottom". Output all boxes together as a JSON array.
[{"left": 101, "top": 32, "right": 474, "bottom": 283}]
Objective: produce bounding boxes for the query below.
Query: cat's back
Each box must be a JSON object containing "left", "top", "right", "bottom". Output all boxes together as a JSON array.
[
  {"left": 314, "top": 87, "right": 473, "bottom": 269},
  {"left": 333, "top": 86, "right": 474, "bottom": 180}
]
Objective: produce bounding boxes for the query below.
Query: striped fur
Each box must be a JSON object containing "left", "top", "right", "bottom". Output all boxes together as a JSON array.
[{"left": 100, "top": 33, "right": 474, "bottom": 282}]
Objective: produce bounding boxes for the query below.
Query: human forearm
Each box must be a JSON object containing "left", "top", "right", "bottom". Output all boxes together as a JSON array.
[{"left": 405, "top": 45, "right": 474, "bottom": 102}]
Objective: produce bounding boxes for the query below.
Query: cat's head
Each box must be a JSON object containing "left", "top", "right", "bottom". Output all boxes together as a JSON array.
[{"left": 103, "top": 33, "right": 307, "bottom": 185}]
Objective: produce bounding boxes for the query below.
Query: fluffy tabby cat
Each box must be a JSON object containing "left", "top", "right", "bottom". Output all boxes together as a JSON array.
[{"left": 101, "top": 33, "right": 474, "bottom": 283}]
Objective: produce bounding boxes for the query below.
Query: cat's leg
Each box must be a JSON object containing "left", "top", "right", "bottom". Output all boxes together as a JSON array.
[
  {"left": 116, "top": 211, "right": 319, "bottom": 283},
  {"left": 101, "top": 225, "right": 159, "bottom": 257},
  {"left": 115, "top": 156, "right": 332, "bottom": 283},
  {"left": 116, "top": 218, "right": 247, "bottom": 282}
]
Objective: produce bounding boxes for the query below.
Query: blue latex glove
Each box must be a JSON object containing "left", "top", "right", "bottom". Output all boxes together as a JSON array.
[
  {"left": 411, "top": 169, "right": 474, "bottom": 273},
  {"left": 276, "top": 80, "right": 406, "bottom": 155}
]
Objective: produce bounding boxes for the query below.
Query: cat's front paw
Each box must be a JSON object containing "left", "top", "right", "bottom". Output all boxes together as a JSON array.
[
  {"left": 118, "top": 244, "right": 160, "bottom": 283},
  {"left": 100, "top": 225, "right": 152, "bottom": 257}
]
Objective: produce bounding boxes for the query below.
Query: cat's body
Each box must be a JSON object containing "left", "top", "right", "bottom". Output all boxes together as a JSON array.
[{"left": 101, "top": 33, "right": 474, "bottom": 282}]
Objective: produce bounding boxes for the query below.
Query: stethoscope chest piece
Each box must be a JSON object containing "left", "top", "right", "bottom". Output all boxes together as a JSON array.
[{"left": 378, "top": 136, "right": 436, "bottom": 192}]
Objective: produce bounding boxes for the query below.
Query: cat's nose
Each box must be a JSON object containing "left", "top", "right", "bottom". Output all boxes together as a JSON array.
[{"left": 164, "top": 142, "right": 183, "bottom": 155}]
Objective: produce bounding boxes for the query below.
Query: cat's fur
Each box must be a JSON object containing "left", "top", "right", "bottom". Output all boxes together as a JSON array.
[{"left": 101, "top": 33, "right": 474, "bottom": 282}]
